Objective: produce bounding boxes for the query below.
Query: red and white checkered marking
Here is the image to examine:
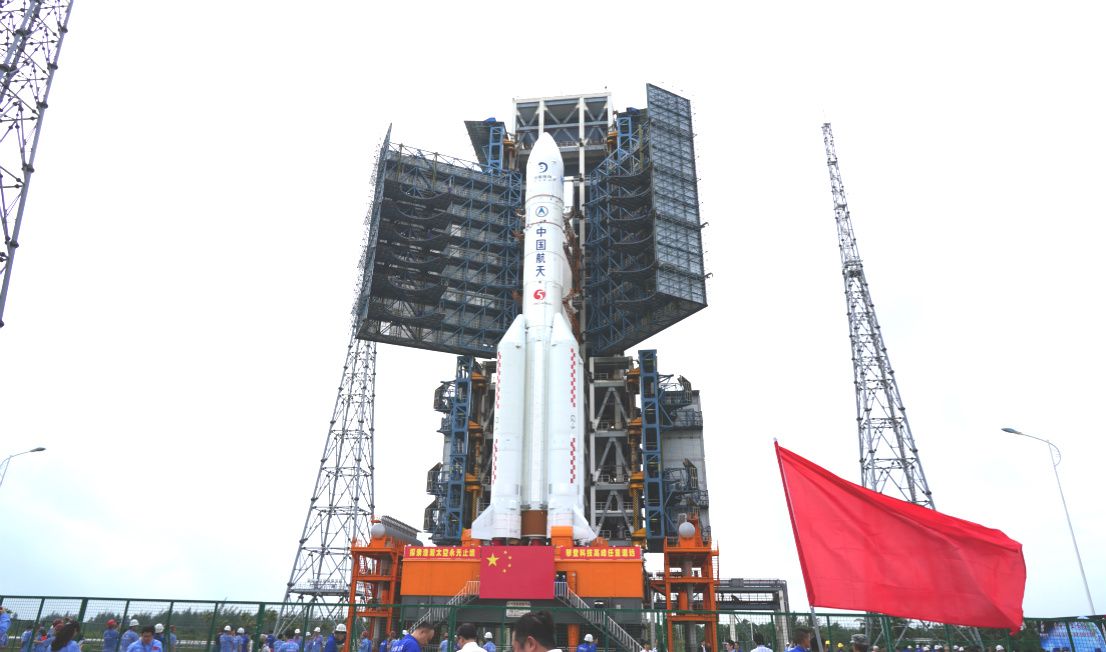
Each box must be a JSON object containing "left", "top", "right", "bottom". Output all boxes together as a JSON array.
[
  {"left": 569, "top": 349, "right": 577, "bottom": 408},
  {"left": 492, "top": 438, "right": 498, "bottom": 483},
  {"left": 495, "top": 351, "right": 502, "bottom": 410},
  {"left": 569, "top": 437, "right": 577, "bottom": 484}
]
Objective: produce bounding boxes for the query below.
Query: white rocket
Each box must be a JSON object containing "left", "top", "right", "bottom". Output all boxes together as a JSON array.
[{"left": 471, "top": 133, "right": 596, "bottom": 543}]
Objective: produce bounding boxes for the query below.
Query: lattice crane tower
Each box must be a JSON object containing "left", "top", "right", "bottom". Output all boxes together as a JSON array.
[
  {"left": 0, "top": 0, "right": 76, "bottom": 327},
  {"left": 822, "top": 122, "right": 935, "bottom": 509}
]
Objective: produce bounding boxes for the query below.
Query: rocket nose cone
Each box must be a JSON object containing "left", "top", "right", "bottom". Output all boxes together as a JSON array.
[{"left": 527, "top": 132, "right": 564, "bottom": 180}]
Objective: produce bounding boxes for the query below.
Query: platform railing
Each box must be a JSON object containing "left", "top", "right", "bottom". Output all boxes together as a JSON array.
[{"left": 554, "top": 582, "right": 638, "bottom": 652}]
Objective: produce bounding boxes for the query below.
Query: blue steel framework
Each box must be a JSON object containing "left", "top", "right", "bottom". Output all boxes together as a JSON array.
[
  {"left": 425, "top": 355, "right": 477, "bottom": 543},
  {"left": 585, "top": 85, "right": 707, "bottom": 355},
  {"left": 636, "top": 349, "right": 701, "bottom": 552},
  {"left": 356, "top": 143, "right": 522, "bottom": 357},
  {"left": 352, "top": 85, "right": 709, "bottom": 551},
  {"left": 0, "top": 0, "right": 76, "bottom": 327}
]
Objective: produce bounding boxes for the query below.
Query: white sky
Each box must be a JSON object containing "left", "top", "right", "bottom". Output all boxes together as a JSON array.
[{"left": 2, "top": 1, "right": 1103, "bottom": 619}]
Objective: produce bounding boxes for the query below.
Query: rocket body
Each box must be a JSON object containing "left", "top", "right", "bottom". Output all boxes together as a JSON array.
[{"left": 471, "top": 133, "right": 595, "bottom": 543}]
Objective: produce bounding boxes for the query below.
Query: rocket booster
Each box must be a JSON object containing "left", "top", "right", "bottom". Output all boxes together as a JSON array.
[{"left": 471, "top": 133, "right": 595, "bottom": 543}]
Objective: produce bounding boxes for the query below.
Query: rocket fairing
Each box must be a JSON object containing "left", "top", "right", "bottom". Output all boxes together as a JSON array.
[{"left": 471, "top": 133, "right": 596, "bottom": 543}]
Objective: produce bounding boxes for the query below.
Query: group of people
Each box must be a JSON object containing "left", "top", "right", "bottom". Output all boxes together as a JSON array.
[
  {"left": 105, "top": 619, "right": 179, "bottom": 652},
  {"left": 0, "top": 609, "right": 172, "bottom": 652},
  {"left": 434, "top": 613, "right": 557, "bottom": 652},
  {"left": 258, "top": 624, "right": 348, "bottom": 652},
  {"left": 779, "top": 627, "right": 1009, "bottom": 652}
]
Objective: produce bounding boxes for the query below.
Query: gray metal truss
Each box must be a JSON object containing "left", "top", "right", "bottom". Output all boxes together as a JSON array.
[
  {"left": 588, "top": 355, "right": 637, "bottom": 544},
  {"left": 0, "top": 0, "right": 75, "bottom": 327},
  {"left": 822, "top": 123, "right": 935, "bottom": 509}
]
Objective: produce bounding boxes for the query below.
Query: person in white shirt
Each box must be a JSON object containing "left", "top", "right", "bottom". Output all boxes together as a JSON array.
[
  {"left": 751, "top": 634, "right": 772, "bottom": 652},
  {"left": 455, "top": 625, "right": 482, "bottom": 652}
]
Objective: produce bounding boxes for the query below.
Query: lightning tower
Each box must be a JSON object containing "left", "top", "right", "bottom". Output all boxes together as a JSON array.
[
  {"left": 0, "top": 0, "right": 75, "bottom": 327},
  {"left": 822, "top": 123, "right": 935, "bottom": 509},
  {"left": 276, "top": 133, "right": 392, "bottom": 629}
]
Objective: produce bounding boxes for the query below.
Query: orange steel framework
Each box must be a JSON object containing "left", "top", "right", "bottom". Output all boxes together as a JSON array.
[
  {"left": 649, "top": 517, "right": 718, "bottom": 652},
  {"left": 348, "top": 526, "right": 646, "bottom": 639},
  {"left": 347, "top": 527, "right": 406, "bottom": 643}
]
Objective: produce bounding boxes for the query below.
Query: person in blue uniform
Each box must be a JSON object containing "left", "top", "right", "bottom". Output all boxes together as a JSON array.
[
  {"left": 575, "top": 634, "right": 595, "bottom": 652},
  {"left": 22, "top": 625, "right": 35, "bottom": 652},
  {"left": 306, "top": 628, "right": 323, "bottom": 652},
  {"left": 51, "top": 624, "right": 81, "bottom": 652},
  {"left": 219, "top": 627, "right": 238, "bottom": 652},
  {"left": 391, "top": 624, "right": 434, "bottom": 652},
  {"left": 0, "top": 607, "right": 12, "bottom": 648},
  {"left": 322, "top": 626, "right": 345, "bottom": 652},
  {"left": 483, "top": 633, "right": 496, "bottom": 652},
  {"left": 358, "top": 632, "right": 374, "bottom": 652},
  {"left": 380, "top": 632, "right": 396, "bottom": 652},
  {"left": 787, "top": 628, "right": 812, "bottom": 652},
  {"left": 121, "top": 621, "right": 141, "bottom": 652},
  {"left": 126, "top": 627, "right": 163, "bottom": 652},
  {"left": 103, "top": 620, "right": 121, "bottom": 652}
]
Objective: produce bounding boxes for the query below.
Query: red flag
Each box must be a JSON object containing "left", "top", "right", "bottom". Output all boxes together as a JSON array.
[
  {"left": 776, "top": 443, "right": 1026, "bottom": 631},
  {"left": 478, "top": 545, "right": 555, "bottom": 599}
]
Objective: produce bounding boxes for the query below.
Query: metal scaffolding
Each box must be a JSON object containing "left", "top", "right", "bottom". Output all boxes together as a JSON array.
[
  {"left": 585, "top": 85, "right": 707, "bottom": 355},
  {"left": 0, "top": 0, "right": 75, "bottom": 327},
  {"left": 356, "top": 143, "right": 522, "bottom": 357}
]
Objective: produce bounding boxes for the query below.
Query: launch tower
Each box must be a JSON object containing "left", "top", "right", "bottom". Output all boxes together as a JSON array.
[{"left": 334, "top": 85, "right": 784, "bottom": 652}]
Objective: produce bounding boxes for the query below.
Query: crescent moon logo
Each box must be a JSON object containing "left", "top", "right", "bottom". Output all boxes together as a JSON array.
[{"left": 538, "top": 162, "right": 549, "bottom": 173}]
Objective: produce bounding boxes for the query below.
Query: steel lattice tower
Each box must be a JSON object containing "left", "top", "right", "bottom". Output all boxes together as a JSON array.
[
  {"left": 276, "top": 133, "right": 391, "bottom": 629},
  {"left": 0, "top": 0, "right": 75, "bottom": 327},
  {"left": 822, "top": 123, "right": 935, "bottom": 509},
  {"left": 277, "top": 331, "right": 377, "bottom": 628}
]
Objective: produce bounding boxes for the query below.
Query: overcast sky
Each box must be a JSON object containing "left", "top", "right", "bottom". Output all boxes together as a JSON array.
[{"left": 2, "top": 2, "right": 1103, "bottom": 619}]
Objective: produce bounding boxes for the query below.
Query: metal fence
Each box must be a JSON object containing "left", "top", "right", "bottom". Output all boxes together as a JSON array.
[{"left": 1, "top": 596, "right": 1102, "bottom": 652}]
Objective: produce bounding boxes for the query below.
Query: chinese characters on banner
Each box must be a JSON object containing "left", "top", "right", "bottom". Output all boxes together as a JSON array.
[
  {"left": 403, "top": 546, "right": 479, "bottom": 560},
  {"left": 555, "top": 546, "right": 642, "bottom": 560}
]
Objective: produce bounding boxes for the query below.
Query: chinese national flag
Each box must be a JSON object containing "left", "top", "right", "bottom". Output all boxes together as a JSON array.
[
  {"left": 479, "top": 545, "right": 555, "bottom": 599},
  {"left": 775, "top": 443, "right": 1026, "bottom": 631}
]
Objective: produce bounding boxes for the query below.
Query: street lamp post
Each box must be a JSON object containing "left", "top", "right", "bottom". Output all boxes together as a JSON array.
[
  {"left": 1001, "top": 427, "right": 1096, "bottom": 614},
  {"left": 0, "top": 446, "right": 45, "bottom": 490}
]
